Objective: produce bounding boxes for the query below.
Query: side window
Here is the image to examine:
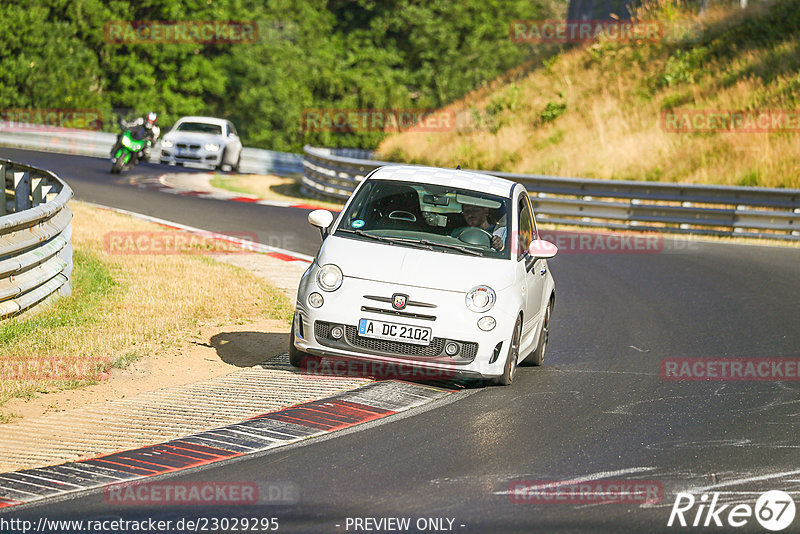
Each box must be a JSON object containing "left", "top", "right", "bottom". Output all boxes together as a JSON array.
[
  {"left": 228, "top": 122, "right": 238, "bottom": 136},
  {"left": 517, "top": 196, "right": 534, "bottom": 261},
  {"left": 526, "top": 194, "right": 538, "bottom": 240}
]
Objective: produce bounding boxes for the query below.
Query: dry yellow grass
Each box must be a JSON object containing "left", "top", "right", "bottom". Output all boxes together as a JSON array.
[
  {"left": 0, "top": 201, "right": 293, "bottom": 413},
  {"left": 377, "top": 2, "right": 800, "bottom": 188},
  {"left": 211, "top": 173, "right": 345, "bottom": 210}
]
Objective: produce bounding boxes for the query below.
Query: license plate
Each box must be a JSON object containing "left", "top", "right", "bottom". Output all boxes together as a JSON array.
[{"left": 358, "top": 319, "right": 431, "bottom": 346}]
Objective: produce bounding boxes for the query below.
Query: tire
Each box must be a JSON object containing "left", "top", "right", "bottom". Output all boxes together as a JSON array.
[
  {"left": 526, "top": 302, "right": 551, "bottom": 367},
  {"left": 111, "top": 154, "right": 125, "bottom": 174},
  {"left": 289, "top": 316, "right": 311, "bottom": 368},
  {"left": 494, "top": 315, "right": 522, "bottom": 386},
  {"left": 232, "top": 153, "right": 241, "bottom": 173},
  {"left": 217, "top": 148, "right": 229, "bottom": 172}
]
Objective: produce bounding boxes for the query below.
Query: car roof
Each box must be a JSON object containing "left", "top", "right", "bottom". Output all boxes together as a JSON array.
[
  {"left": 174, "top": 116, "right": 229, "bottom": 126},
  {"left": 369, "top": 165, "right": 516, "bottom": 198}
]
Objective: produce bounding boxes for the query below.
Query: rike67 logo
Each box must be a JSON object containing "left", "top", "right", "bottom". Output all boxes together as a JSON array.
[{"left": 668, "top": 490, "right": 796, "bottom": 531}]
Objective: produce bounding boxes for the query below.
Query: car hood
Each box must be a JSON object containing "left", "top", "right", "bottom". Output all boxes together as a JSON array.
[
  {"left": 164, "top": 131, "right": 224, "bottom": 143},
  {"left": 318, "top": 235, "right": 515, "bottom": 293}
]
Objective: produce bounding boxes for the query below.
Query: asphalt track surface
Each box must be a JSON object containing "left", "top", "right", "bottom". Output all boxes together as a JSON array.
[{"left": 2, "top": 147, "right": 800, "bottom": 533}]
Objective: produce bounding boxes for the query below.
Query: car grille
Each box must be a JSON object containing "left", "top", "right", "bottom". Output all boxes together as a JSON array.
[
  {"left": 176, "top": 143, "right": 201, "bottom": 150},
  {"left": 345, "top": 325, "right": 445, "bottom": 356},
  {"left": 314, "top": 321, "right": 477, "bottom": 360},
  {"left": 359, "top": 306, "right": 436, "bottom": 321}
]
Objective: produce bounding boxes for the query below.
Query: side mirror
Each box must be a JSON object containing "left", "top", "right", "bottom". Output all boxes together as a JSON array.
[
  {"left": 529, "top": 239, "right": 558, "bottom": 259},
  {"left": 308, "top": 209, "right": 334, "bottom": 239}
]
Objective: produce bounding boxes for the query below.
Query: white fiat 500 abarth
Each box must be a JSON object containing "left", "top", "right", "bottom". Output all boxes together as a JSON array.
[{"left": 290, "top": 165, "right": 557, "bottom": 385}]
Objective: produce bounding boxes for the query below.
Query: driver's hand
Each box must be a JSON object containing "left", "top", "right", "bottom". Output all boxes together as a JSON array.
[{"left": 491, "top": 235, "right": 504, "bottom": 251}]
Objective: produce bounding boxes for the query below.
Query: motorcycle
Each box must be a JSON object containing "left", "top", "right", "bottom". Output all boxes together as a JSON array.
[{"left": 110, "top": 129, "right": 153, "bottom": 174}]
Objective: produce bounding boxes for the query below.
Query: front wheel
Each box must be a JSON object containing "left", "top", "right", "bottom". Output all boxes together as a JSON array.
[
  {"left": 110, "top": 154, "right": 125, "bottom": 174},
  {"left": 493, "top": 315, "right": 522, "bottom": 386},
  {"left": 526, "top": 303, "right": 550, "bottom": 367}
]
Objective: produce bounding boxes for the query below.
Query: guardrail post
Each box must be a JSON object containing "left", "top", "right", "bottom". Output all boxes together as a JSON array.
[
  {"left": 13, "top": 170, "right": 32, "bottom": 211},
  {"left": 31, "top": 175, "right": 44, "bottom": 206}
]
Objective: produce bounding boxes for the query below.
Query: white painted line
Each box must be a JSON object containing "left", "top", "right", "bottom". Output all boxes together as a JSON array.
[
  {"left": 688, "top": 468, "right": 800, "bottom": 492},
  {"left": 8, "top": 473, "right": 84, "bottom": 490},
  {"left": 80, "top": 201, "right": 314, "bottom": 262}
]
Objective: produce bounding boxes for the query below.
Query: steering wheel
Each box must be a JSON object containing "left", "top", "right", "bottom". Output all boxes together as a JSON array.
[{"left": 452, "top": 226, "right": 492, "bottom": 247}]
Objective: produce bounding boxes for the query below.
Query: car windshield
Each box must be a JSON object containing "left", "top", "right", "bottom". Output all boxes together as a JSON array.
[
  {"left": 334, "top": 179, "right": 511, "bottom": 259},
  {"left": 176, "top": 122, "right": 222, "bottom": 135}
]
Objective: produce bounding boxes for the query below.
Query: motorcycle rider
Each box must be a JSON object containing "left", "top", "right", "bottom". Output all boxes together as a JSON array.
[{"left": 111, "top": 111, "right": 160, "bottom": 164}]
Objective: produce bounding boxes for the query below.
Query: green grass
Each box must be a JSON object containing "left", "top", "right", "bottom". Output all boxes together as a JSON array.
[
  {"left": 0, "top": 250, "right": 117, "bottom": 406},
  {"left": 0, "top": 250, "right": 117, "bottom": 347},
  {"left": 209, "top": 174, "right": 253, "bottom": 196}
]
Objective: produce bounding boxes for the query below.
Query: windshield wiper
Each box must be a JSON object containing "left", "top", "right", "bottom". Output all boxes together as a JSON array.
[
  {"left": 337, "top": 229, "right": 482, "bottom": 255},
  {"left": 389, "top": 237, "right": 483, "bottom": 256},
  {"left": 337, "top": 229, "right": 433, "bottom": 251}
]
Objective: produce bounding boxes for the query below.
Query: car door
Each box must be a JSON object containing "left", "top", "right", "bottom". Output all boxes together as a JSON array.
[{"left": 516, "top": 190, "right": 545, "bottom": 341}]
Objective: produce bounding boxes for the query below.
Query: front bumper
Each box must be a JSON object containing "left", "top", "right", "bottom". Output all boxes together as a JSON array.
[
  {"left": 293, "top": 274, "right": 517, "bottom": 380},
  {"left": 160, "top": 146, "right": 221, "bottom": 167}
]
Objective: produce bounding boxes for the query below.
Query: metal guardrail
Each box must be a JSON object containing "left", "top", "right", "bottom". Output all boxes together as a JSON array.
[
  {"left": 0, "top": 125, "right": 303, "bottom": 175},
  {"left": 302, "top": 145, "right": 800, "bottom": 240},
  {"left": 0, "top": 158, "right": 73, "bottom": 319}
]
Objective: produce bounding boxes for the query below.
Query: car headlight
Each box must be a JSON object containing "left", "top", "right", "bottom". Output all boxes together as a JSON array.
[
  {"left": 316, "top": 264, "right": 343, "bottom": 292},
  {"left": 204, "top": 143, "right": 220, "bottom": 152},
  {"left": 161, "top": 139, "right": 173, "bottom": 148},
  {"left": 465, "top": 285, "right": 495, "bottom": 313}
]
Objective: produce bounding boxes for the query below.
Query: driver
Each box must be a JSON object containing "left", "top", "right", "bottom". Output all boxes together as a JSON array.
[{"left": 461, "top": 204, "right": 506, "bottom": 250}]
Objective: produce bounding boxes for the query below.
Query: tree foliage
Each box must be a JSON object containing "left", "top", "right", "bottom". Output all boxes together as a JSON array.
[{"left": 0, "top": 0, "right": 557, "bottom": 151}]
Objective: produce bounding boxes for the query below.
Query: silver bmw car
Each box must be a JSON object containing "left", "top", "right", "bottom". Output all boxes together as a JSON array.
[{"left": 159, "top": 116, "right": 243, "bottom": 171}]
